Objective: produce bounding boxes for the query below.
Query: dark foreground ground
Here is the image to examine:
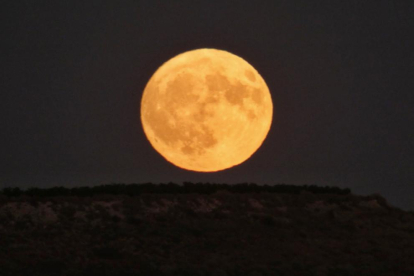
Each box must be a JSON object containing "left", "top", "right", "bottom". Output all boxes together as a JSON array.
[{"left": 1, "top": 191, "right": 413, "bottom": 276}]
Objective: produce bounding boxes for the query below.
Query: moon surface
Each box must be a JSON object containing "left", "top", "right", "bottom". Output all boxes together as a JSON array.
[{"left": 140, "top": 48, "right": 273, "bottom": 172}]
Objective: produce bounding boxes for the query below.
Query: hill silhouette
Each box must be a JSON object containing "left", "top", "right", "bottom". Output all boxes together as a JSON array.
[
  {"left": 0, "top": 183, "right": 413, "bottom": 275},
  {"left": 1, "top": 182, "right": 351, "bottom": 197}
]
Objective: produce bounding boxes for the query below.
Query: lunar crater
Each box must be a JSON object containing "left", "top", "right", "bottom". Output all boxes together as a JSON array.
[{"left": 245, "top": 69, "right": 256, "bottom": 82}]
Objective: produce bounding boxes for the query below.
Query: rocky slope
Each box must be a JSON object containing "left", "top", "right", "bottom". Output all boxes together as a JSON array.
[{"left": 0, "top": 191, "right": 413, "bottom": 276}]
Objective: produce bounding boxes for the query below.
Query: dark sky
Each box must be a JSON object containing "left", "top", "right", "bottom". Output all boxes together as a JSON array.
[{"left": 1, "top": 1, "right": 413, "bottom": 210}]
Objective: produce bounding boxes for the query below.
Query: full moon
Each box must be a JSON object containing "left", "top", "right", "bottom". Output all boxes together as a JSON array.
[{"left": 141, "top": 48, "right": 273, "bottom": 172}]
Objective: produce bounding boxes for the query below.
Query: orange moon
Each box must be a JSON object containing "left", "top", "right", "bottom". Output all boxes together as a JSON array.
[{"left": 140, "top": 48, "right": 273, "bottom": 172}]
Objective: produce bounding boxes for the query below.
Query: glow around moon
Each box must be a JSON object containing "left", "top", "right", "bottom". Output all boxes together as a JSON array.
[{"left": 141, "top": 48, "right": 273, "bottom": 172}]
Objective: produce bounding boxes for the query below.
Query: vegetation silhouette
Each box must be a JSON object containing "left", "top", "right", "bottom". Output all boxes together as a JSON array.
[
  {"left": 1, "top": 183, "right": 414, "bottom": 275},
  {"left": 1, "top": 183, "right": 351, "bottom": 197}
]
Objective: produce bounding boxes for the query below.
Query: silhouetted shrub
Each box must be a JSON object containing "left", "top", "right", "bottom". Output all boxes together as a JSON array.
[
  {"left": 2, "top": 183, "right": 351, "bottom": 198},
  {"left": 2, "top": 187, "right": 22, "bottom": 197}
]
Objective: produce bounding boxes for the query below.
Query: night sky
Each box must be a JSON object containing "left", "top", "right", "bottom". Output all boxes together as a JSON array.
[{"left": 1, "top": 1, "right": 413, "bottom": 210}]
